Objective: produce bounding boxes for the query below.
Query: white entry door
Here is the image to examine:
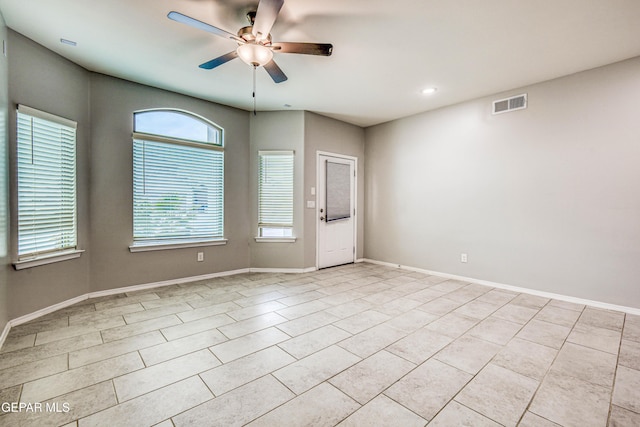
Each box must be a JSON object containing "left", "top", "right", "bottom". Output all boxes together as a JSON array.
[{"left": 317, "top": 153, "right": 356, "bottom": 269}]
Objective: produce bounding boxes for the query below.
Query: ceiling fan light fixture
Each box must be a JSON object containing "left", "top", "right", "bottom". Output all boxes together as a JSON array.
[{"left": 237, "top": 43, "right": 273, "bottom": 67}]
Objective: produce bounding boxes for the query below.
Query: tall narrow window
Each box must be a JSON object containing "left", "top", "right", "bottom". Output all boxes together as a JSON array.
[
  {"left": 132, "top": 109, "right": 224, "bottom": 247},
  {"left": 16, "top": 105, "right": 77, "bottom": 259},
  {"left": 258, "top": 150, "right": 294, "bottom": 238}
]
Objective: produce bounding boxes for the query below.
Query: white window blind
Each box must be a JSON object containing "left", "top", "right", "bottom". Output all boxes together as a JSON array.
[
  {"left": 17, "top": 105, "right": 77, "bottom": 258},
  {"left": 132, "top": 110, "right": 224, "bottom": 244},
  {"left": 258, "top": 151, "right": 294, "bottom": 237}
]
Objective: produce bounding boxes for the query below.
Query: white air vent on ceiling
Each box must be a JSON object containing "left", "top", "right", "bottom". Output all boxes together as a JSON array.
[{"left": 492, "top": 93, "right": 527, "bottom": 115}]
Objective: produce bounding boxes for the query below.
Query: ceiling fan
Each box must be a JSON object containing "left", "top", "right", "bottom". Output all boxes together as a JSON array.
[{"left": 168, "top": 0, "right": 333, "bottom": 84}]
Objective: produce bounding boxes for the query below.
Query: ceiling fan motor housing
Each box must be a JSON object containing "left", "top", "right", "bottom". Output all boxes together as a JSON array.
[
  {"left": 167, "top": 0, "right": 332, "bottom": 84},
  {"left": 237, "top": 26, "right": 272, "bottom": 46}
]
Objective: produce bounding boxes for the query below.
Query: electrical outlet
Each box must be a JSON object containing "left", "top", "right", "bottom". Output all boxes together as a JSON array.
[
  {"left": 197, "top": 252, "right": 204, "bottom": 262},
  {"left": 461, "top": 253, "right": 468, "bottom": 263}
]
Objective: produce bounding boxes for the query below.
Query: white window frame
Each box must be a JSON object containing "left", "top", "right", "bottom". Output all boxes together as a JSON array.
[
  {"left": 13, "top": 104, "right": 83, "bottom": 270},
  {"left": 256, "top": 150, "right": 296, "bottom": 243},
  {"left": 129, "top": 109, "right": 226, "bottom": 252}
]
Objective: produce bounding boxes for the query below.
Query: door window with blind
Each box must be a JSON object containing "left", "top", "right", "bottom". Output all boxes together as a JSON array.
[
  {"left": 258, "top": 151, "right": 294, "bottom": 239},
  {"left": 132, "top": 109, "right": 224, "bottom": 248},
  {"left": 16, "top": 105, "right": 78, "bottom": 261}
]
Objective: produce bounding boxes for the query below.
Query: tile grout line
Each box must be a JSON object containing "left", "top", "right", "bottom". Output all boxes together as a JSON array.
[
  {"left": 607, "top": 313, "right": 627, "bottom": 426},
  {"left": 426, "top": 299, "right": 538, "bottom": 426},
  {"left": 517, "top": 303, "right": 588, "bottom": 425},
  {"left": 4, "top": 264, "right": 637, "bottom": 426}
]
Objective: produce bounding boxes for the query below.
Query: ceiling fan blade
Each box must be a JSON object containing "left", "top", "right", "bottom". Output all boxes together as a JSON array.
[
  {"left": 252, "top": 0, "right": 284, "bottom": 41},
  {"left": 263, "top": 59, "right": 288, "bottom": 83},
  {"left": 271, "top": 42, "right": 333, "bottom": 56},
  {"left": 199, "top": 51, "right": 239, "bottom": 70},
  {"left": 168, "top": 11, "right": 244, "bottom": 43}
]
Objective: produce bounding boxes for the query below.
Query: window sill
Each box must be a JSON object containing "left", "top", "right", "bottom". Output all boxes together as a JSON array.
[
  {"left": 13, "top": 249, "right": 85, "bottom": 270},
  {"left": 129, "top": 239, "right": 228, "bottom": 252},
  {"left": 254, "top": 237, "right": 297, "bottom": 243}
]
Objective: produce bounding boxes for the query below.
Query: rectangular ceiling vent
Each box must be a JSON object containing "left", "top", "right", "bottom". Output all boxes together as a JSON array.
[{"left": 492, "top": 93, "right": 527, "bottom": 115}]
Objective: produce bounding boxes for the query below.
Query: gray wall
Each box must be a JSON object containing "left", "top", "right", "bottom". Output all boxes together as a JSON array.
[
  {"left": 7, "top": 21, "right": 637, "bottom": 322},
  {"left": 0, "top": 13, "right": 9, "bottom": 331},
  {"left": 6, "top": 30, "right": 91, "bottom": 318},
  {"left": 249, "top": 111, "right": 305, "bottom": 269},
  {"left": 248, "top": 111, "right": 365, "bottom": 270},
  {"left": 304, "top": 112, "right": 365, "bottom": 268},
  {"left": 89, "top": 74, "right": 251, "bottom": 292},
  {"left": 364, "top": 57, "right": 640, "bottom": 308},
  {"left": 3, "top": 30, "right": 251, "bottom": 319}
]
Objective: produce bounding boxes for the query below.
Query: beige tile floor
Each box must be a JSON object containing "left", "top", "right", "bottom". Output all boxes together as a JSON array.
[{"left": 0, "top": 263, "right": 639, "bottom": 426}]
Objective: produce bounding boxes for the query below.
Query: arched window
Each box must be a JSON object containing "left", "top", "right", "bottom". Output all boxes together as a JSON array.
[{"left": 131, "top": 109, "right": 224, "bottom": 249}]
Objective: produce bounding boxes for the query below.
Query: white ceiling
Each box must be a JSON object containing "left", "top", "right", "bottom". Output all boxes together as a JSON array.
[{"left": 1, "top": 0, "right": 640, "bottom": 127}]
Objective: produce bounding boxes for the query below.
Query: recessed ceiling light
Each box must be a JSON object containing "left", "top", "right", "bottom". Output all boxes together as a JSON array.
[
  {"left": 421, "top": 87, "right": 437, "bottom": 95},
  {"left": 60, "top": 38, "right": 77, "bottom": 47}
]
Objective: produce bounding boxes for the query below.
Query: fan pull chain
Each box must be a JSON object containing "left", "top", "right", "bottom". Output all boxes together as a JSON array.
[{"left": 252, "top": 64, "right": 257, "bottom": 116}]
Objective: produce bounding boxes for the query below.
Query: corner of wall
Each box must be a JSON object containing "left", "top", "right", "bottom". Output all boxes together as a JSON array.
[
  {"left": 249, "top": 111, "right": 306, "bottom": 269},
  {"left": 302, "top": 112, "right": 366, "bottom": 268},
  {"left": 0, "top": 11, "right": 11, "bottom": 338}
]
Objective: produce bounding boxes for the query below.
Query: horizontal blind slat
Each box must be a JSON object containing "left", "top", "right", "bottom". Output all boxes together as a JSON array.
[
  {"left": 133, "top": 134, "right": 224, "bottom": 241},
  {"left": 258, "top": 152, "right": 294, "bottom": 228},
  {"left": 17, "top": 110, "right": 77, "bottom": 258}
]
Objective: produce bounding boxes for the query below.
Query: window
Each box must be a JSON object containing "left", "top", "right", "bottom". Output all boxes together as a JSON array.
[
  {"left": 132, "top": 109, "right": 224, "bottom": 249},
  {"left": 258, "top": 150, "right": 294, "bottom": 238},
  {"left": 16, "top": 105, "right": 78, "bottom": 261}
]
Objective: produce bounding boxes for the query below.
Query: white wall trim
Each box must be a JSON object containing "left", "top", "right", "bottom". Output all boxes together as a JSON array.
[
  {"left": 13, "top": 249, "right": 85, "bottom": 270},
  {"left": 4, "top": 268, "right": 249, "bottom": 332},
  {"left": 362, "top": 258, "right": 640, "bottom": 315},
  {"left": 7, "top": 294, "right": 89, "bottom": 328},
  {"left": 0, "top": 265, "right": 322, "bottom": 349},
  {"left": 0, "top": 322, "right": 12, "bottom": 352},
  {"left": 249, "top": 267, "right": 317, "bottom": 274},
  {"left": 129, "top": 239, "right": 228, "bottom": 253},
  {"left": 4, "top": 258, "right": 638, "bottom": 351},
  {"left": 253, "top": 237, "right": 297, "bottom": 243},
  {"left": 88, "top": 268, "right": 251, "bottom": 299}
]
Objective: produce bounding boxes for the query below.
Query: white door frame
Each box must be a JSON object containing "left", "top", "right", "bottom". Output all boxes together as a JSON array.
[{"left": 316, "top": 151, "right": 358, "bottom": 269}]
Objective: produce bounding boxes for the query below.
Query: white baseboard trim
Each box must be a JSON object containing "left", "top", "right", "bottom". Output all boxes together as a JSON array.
[
  {"left": 362, "top": 258, "right": 640, "bottom": 315},
  {"left": 88, "top": 268, "right": 251, "bottom": 299},
  {"left": 4, "top": 258, "right": 638, "bottom": 351},
  {"left": 5, "top": 268, "right": 250, "bottom": 332},
  {"left": 0, "top": 265, "right": 317, "bottom": 346},
  {"left": 0, "top": 322, "right": 11, "bottom": 351},
  {"left": 10, "top": 294, "right": 89, "bottom": 328},
  {"left": 249, "top": 267, "right": 317, "bottom": 274}
]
